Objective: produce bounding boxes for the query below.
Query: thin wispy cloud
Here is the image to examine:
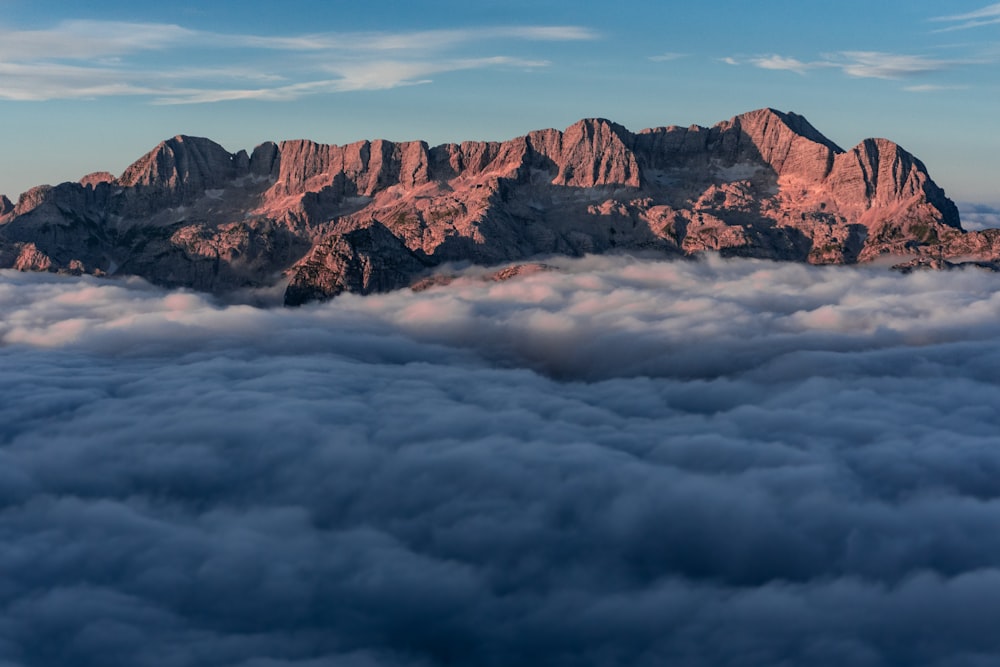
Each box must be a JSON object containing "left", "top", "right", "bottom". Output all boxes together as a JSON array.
[
  {"left": 0, "top": 60, "right": 294, "bottom": 102},
  {"left": 0, "top": 20, "right": 195, "bottom": 61},
  {"left": 648, "top": 52, "right": 686, "bottom": 62},
  {"left": 931, "top": 3, "right": 1000, "bottom": 31},
  {"left": 748, "top": 55, "right": 817, "bottom": 75},
  {"left": 903, "top": 83, "right": 968, "bottom": 93},
  {"left": 153, "top": 57, "right": 550, "bottom": 104},
  {"left": 0, "top": 20, "right": 596, "bottom": 103},
  {"left": 837, "top": 51, "right": 953, "bottom": 79},
  {"left": 234, "top": 25, "right": 599, "bottom": 52},
  {"left": 729, "top": 50, "right": 971, "bottom": 82}
]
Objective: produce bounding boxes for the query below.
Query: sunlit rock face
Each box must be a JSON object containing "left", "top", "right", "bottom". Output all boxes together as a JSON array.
[{"left": 1, "top": 108, "right": 993, "bottom": 304}]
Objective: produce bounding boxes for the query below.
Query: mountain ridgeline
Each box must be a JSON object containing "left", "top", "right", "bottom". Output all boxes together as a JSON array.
[{"left": 1, "top": 108, "right": 996, "bottom": 304}]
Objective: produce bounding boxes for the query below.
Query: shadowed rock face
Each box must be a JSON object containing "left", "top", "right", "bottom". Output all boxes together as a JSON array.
[
  {"left": 0, "top": 108, "right": 990, "bottom": 304},
  {"left": 283, "top": 222, "right": 429, "bottom": 307}
]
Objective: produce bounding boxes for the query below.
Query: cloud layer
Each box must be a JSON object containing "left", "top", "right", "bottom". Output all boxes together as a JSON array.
[{"left": 3, "top": 256, "right": 1000, "bottom": 666}]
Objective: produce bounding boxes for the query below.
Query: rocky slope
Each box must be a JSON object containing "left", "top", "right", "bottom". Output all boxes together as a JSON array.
[{"left": 2, "top": 108, "right": 996, "bottom": 304}]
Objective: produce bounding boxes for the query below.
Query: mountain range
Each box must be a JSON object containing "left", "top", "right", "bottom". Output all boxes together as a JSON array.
[{"left": 2, "top": 108, "right": 996, "bottom": 305}]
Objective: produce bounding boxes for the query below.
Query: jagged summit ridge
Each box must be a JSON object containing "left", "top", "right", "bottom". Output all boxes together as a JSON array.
[
  {"left": 95, "top": 108, "right": 857, "bottom": 200},
  {"left": 0, "top": 108, "right": 992, "bottom": 304}
]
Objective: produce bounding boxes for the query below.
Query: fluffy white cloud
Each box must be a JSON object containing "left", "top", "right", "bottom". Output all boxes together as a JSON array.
[{"left": 3, "top": 256, "right": 1000, "bottom": 666}]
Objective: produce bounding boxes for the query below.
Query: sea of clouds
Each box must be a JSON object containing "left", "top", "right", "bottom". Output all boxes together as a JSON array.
[
  {"left": 959, "top": 203, "right": 1000, "bottom": 231},
  {"left": 3, "top": 255, "right": 1000, "bottom": 667}
]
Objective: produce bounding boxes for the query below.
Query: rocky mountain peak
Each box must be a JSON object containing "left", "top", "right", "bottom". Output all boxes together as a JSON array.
[
  {"left": 552, "top": 118, "right": 640, "bottom": 187},
  {"left": 79, "top": 172, "right": 115, "bottom": 188},
  {"left": 732, "top": 108, "right": 843, "bottom": 152},
  {"left": 117, "top": 135, "right": 240, "bottom": 192},
  {"left": 715, "top": 107, "right": 841, "bottom": 182},
  {"left": 264, "top": 137, "right": 435, "bottom": 200},
  {"left": 13, "top": 185, "right": 53, "bottom": 216},
  {"left": 249, "top": 141, "right": 281, "bottom": 178},
  {"left": 0, "top": 194, "right": 12, "bottom": 216},
  {"left": 564, "top": 117, "right": 633, "bottom": 143},
  {"left": 827, "top": 137, "right": 961, "bottom": 229}
]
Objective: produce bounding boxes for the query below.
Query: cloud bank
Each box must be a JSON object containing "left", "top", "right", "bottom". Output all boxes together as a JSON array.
[{"left": 3, "top": 256, "right": 1000, "bottom": 666}]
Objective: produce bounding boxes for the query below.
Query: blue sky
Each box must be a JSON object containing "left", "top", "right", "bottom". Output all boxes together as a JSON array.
[{"left": 1, "top": 0, "right": 998, "bottom": 208}]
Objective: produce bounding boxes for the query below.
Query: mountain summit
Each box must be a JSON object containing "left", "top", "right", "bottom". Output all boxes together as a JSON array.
[{"left": 2, "top": 109, "right": 996, "bottom": 304}]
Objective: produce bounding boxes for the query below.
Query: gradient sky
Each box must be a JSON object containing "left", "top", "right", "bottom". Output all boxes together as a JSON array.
[{"left": 1, "top": 0, "right": 998, "bottom": 207}]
